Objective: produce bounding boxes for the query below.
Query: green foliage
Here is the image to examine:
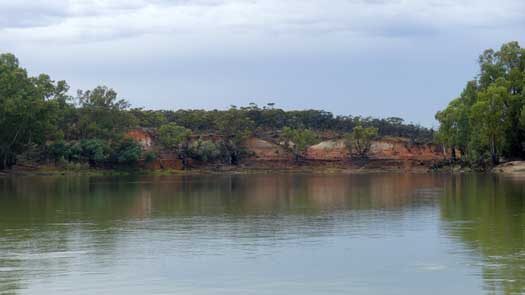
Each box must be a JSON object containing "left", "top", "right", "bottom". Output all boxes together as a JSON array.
[
  {"left": 48, "top": 140, "right": 69, "bottom": 162},
  {"left": 0, "top": 53, "right": 69, "bottom": 168},
  {"left": 435, "top": 98, "right": 469, "bottom": 158},
  {"left": 76, "top": 86, "right": 137, "bottom": 140},
  {"left": 130, "top": 109, "right": 166, "bottom": 128},
  {"left": 159, "top": 123, "right": 192, "bottom": 150},
  {"left": 344, "top": 125, "right": 378, "bottom": 158},
  {"left": 281, "top": 127, "right": 318, "bottom": 161},
  {"left": 436, "top": 41, "right": 525, "bottom": 165},
  {"left": 189, "top": 139, "right": 222, "bottom": 162},
  {"left": 56, "top": 160, "right": 90, "bottom": 171},
  {"left": 158, "top": 123, "right": 193, "bottom": 167},
  {"left": 215, "top": 108, "right": 255, "bottom": 164},
  {"left": 77, "top": 86, "right": 130, "bottom": 110},
  {"left": 80, "top": 139, "right": 110, "bottom": 165},
  {"left": 143, "top": 151, "right": 157, "bottom": 163},
  {"left": 215, "top": 108, "right": 255, "bottom": 143},
  {"left": 160, "top": 106, "right": 432, "bottom": 142},
  {"left": 112, "top": 138, "right": 143, "bottom": 164},
  {"left": 469, "top": 83, "right": 510, "bottom": 163},
  {"left": 66, "top": 142, "right": 82, "bottom": 162},
  {"left": 48, "top": 138, "right": 143, "bottom": 167},
  {"left": 1, "top": 51, "right": 442, "bottom": 170}
]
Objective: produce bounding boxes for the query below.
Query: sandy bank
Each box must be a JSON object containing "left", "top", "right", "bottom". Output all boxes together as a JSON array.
[{"left": 493, "top": 161, "right": 525, "bottom": 174}]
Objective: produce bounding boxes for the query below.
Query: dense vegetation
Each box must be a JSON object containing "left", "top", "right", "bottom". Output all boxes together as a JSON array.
[
  {"left": 344, "top": 125, "right": 378, "bottom": 158},
  {"left": 0, "top": 52, "right": 433, "bottom": 170},
  {"left": 436, "top": 41, "right": 525, "bottom": 167}
]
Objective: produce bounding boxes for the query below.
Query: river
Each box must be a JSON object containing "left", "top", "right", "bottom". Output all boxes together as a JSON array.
[{"left": 0, "top": 173, "right": 524, "bottom": 294}]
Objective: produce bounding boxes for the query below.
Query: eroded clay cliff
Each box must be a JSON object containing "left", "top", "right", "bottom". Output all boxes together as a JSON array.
[{"left": 126, "top": 129, "right": 447, "bottom": 171}]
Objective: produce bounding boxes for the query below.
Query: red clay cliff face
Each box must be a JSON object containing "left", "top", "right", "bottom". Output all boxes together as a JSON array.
[
  {"left": 126, "top": 129, "right": 154, "bottom": 151},
  {"left": 305, "top": 140, "right": 349, "bottom": 160},
  {"left": 368, "top": 137, "right": 445, "bottom": 161},
  {"left": 245, "top": 138, "right": 292, "bottom": 161},
  {"left": 124, "top": 129, "right": 447, "bottom": 170},
  {"left": 126, "top": 130, "right": 184, "bottom": 169},
  {"left": 303, "top": 137, "right": 445, "bottom": 162}
]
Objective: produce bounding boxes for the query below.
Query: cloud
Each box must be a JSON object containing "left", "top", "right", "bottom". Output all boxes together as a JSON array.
[
  {"left": 0, "top": 0, "right": 523, "bottom": 127},
  {"left": 0, "top": 0, "right": 225, "bottom": 30},
  {"left": 0, "top": 1, "right": 67, "bottom": 28},
  {"left": 1, "top": 0, "right": 523, "bottom": 44}
]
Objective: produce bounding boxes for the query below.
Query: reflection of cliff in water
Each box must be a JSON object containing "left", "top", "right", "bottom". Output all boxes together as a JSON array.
[
  {"left": 0, "top": 174, "right": 446, "bottom": 294},
  {"left": 0, "top": 174, "right": 446, "bottom": 220},
  {"left": 440, "top": 175, "right": 525, "bottom": 295}
]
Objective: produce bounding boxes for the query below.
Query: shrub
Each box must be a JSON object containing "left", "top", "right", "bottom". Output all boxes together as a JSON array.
[
  {"left": 189, "top": 139, "right": 222, "bottom": 162},
  {"left": 112, "top": 138, "right": 143, "bottom": 164},
  {"left": 143, "top": 151, "right": 157, "bottom": 163},
  {"left": 80, "top": 139, "right": 110, "bottom": 165}
]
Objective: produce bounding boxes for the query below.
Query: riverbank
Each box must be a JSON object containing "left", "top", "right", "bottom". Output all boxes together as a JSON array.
[
  {"left": 427, "top": 160, "right": 525, "bottom": 175},
  {"left": 492, "top": 161, "right": 525, "bottom": 174},
  {"left": 0, "top": 162, "right": 437, "bottom": 177},
  {"left": 11, "top": 159, "right": 525, "bottom": 177}
]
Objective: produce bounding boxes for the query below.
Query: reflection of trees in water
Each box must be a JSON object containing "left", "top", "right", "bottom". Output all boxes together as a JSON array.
[
  {"left": 0, "top": 174, "right": 445, "bottom": 294},
  {"left": 144, "top": 174, "right": 445, "bottom": 213},
  {"left": 440, "top": 175, "right": 525, "bottom": 295},
  {"left": 0, "top": 176, "right": 150, "bottom": 294}
]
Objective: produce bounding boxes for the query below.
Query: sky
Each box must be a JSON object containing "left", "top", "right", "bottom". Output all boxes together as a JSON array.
[{"left": 1, "top": 0, "right": 524, "bottom": 127}]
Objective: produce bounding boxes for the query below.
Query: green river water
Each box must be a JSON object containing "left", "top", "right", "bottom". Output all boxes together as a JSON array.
[{"left": 0, "top": 173, "right": 524, "bottom": 294}]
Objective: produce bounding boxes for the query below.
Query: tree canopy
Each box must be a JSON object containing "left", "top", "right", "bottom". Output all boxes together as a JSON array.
[
  {"left": 281, "top": 127, "right": 318, "bottom": 161},
  {"left": 344, "top": 125, "right": 378, "bottom": 158},
  {"left": 435, "top": 41, "right": 525, "bottom": 165},
  {"left": 0, "top": 51, "right": 436, "bottom": 170},
  {"left": 0, "top": 54, "right": 69, "bottom": 168}
]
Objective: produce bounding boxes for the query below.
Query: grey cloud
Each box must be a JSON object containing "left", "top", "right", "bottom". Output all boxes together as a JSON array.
[
  {"left": 0, "top": 1, "right": 67, "bottom": 29},
  {"left": 0, "top": 0, "right": 228, "bottom": 30},
  {"left": 373, "top": 20, "right": 439, "bottom": 38},
  {"left": 1, "top": 1, "right": 523, "bottom": 127},
  {"left": 1, "top": 1, "right": 523, "bottom": 63},
  {"left": 1, "top": 0, "right": 524, "bottom": 44}
]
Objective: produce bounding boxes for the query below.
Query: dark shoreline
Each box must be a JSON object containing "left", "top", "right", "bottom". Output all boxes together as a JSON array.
[
  {"left": 5, "top": 158, "right": 519, "bottom": 177},
  {"left": 0, "top": 165, "right": 478, "bottom": 177}
]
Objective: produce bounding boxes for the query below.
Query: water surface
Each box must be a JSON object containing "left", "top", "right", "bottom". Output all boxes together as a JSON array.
[{"left": 1, "top": 173, "right": 524, "bottom": 295}]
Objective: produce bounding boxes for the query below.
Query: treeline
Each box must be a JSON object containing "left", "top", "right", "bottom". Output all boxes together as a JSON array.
[
  {"left": 142, "top": 106, "right": 431, "bottom": 139},
  {"left": 0, "top": 52, "right": 432, "bottom": 170},
  {"left": 436, "top": 41, "right": 525, "bottom": 167}
]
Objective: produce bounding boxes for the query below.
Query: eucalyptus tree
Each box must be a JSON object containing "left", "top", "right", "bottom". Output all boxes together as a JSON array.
[
  {"left": 281, "top": 127, "right": 318, "bottom": 162},
  {"left": 158, "top": 123, "right": 193, "bottom": 168},
  {"left": 0, "top": 53, "right": 69, "bottom": 168},
  {"left": 436, "top": 41, "right": 525, "bottom": 165},
  {"left": 344, "top": 125, "right": 378, "bottom": 159},
  {"left": 215, "top": 107, "right": 255, "bottom": 164}
]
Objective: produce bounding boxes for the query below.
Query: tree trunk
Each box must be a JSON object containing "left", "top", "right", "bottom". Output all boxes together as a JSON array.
[
  {"left": 491, "top": 135, "right": 498, "bottom": 165},
  {"left": 178, "top": 155, "right": 188, "bottom": 170},
  {"left": 229, "top": 151, "right": 237, "bottom": 165}
]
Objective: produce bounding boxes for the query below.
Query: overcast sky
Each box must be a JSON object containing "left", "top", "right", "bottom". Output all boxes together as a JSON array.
[{"left": 1, "top": 0, "right": 524, "bottom": 127}]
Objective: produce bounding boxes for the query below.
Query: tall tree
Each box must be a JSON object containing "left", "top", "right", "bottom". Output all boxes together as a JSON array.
[
  {"left": 436, "top": 41, "right": 525, "bottom": 166},
  {"left": 0, "top": 53, "right": 68, "bottom": 168},
  {"left": 281, "top": 127, "right": 318, "bottom": 162},
  {"left": 344, "top": 125, "right": 378, "bottom": 158},
  {"left": 469, "top": 83, "right": 510, "bottom": 164},
  {"left": 158, "top": 123, "right": 193, "bottom": 168},
  {"left": 76, "top": 86, "right": 137, "bottom": 140},
  {"left": 215, "top": 108, "right": 255, "bottom": 164}
]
